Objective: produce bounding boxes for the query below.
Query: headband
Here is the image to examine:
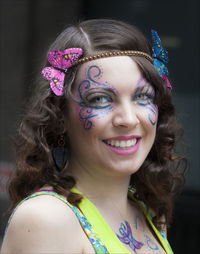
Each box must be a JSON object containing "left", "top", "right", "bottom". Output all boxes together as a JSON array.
[
  {"left": 41, "top": 30, "right": 171, "bottom": 96},
  {"left": 74, "top": 50, "right": 153, "bottom": 65}
]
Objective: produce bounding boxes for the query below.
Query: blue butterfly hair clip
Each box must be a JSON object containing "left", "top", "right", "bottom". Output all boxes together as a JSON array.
[{"left": 151, "top": 30, "right": 172, "bottom": 91}]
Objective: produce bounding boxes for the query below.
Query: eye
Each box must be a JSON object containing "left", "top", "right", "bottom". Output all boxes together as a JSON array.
[
  {"left": 90, "top": 95, "right": 110, "bottom": 104},
  {"left": 85, "top": 92, "right": 113, "bottom": 108},
  {"left": 135, "top": 94, "right": 148, "bottom": 100},
  {"left": 134, "top": 93, "right": 155, "bottom": 104}
]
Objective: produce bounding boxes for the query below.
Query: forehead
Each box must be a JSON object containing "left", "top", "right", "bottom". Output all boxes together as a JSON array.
[{"left": 74, "top": 56, "right": 142, "bottom": 87}]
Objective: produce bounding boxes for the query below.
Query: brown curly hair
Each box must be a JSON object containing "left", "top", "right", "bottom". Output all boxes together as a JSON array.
[{"left": 8, "top": 19, "right": 186, "bottom": 229}]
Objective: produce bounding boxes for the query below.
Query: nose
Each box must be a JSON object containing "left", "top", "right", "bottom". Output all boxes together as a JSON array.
[{"left": 112, "top": 102, "right": 140, "bottom": 129}]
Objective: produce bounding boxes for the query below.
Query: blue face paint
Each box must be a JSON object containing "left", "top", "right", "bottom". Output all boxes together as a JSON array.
[
  {"left": 116, "top": 220, "right": 144, "bottom": 253},
  {"left": 144, "top": 234, "right": 159, "bottom": 251},
  {"left": 134, "top": 215, "right": 145, "bottom": 232},
  {"left": 133, "top": 82, "right": 158, "bottom": 125},
  {"left": 77, "top": 65, "right": 116, "bottom": 130}
]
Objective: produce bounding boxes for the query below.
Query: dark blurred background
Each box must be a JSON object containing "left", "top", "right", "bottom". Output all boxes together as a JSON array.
[{"left": 0, "top": 0, "right": 200, "bottom": 253}]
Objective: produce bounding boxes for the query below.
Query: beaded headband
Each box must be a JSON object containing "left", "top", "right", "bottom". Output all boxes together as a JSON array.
[
  {"left": 73, "top": 50, "right": 153, "bottom": 66},
  {"left": 41, "top": 30, "right": 171, "bottom": 96}
]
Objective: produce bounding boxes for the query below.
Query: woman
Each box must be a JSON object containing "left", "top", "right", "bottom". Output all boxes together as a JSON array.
[{"left": 1, "top": 19, "right": 185, "bottom": 254}]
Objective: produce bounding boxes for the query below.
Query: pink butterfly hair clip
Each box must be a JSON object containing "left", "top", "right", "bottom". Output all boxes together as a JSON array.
[{"left": 41, "top": 48, "right": 83, "bottom": 96}]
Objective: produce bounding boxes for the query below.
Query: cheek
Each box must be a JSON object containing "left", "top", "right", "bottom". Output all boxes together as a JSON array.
[
  {"left": 75, "top": 102, "right": 113, "bottom": 131},
  {"left": 146, "top": 104, "right": 158, "bottom": 126},
  {"left": 139, "top": 103, "right": 158, "bottom": 126}
]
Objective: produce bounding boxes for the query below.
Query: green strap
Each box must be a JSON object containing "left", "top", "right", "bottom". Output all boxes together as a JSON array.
[
  {"left": 72, "top": 187, "right": 130, "bottom": 254},
  {"left": 139, "top": 205, "right": 173, "bottom": 254},
  {"left": 72, "top": 187, "right": 173, "bottom": 254},
  {"left": 128, "top": 191, "right": 174, "bottom": 254}
]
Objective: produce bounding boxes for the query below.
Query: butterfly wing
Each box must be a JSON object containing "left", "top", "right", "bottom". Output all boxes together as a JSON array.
[
  {"left": 152, "top": 30, "right": 168, "bottom": 63},
  {"left": 48, "top": 48, "right": 83, "bottom": 69},
  {"left": 41, "top": 67, "right": 65, "bottom": 96},
  {"left": 162, "top": 74, "right": 172, "bottom": 91},
  {"left": 62, "top": 48, "right": 83, "bottom": 68},
  {"left": 152, "top": 30, "right": 172, "bottom": 90},
  {"left": 153, "top": 58, "right": 169, "bottom": 77}
]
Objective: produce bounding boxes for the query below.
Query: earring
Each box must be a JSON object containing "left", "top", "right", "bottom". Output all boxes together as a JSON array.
[{"left": 52, "top": 134, "right": 69, "bottom": 170}]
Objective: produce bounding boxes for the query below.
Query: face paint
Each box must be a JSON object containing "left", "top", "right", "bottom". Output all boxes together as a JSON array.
[
  {"left": 134, "top": 215, "right": 145, "bottom": 232},
  {"left": 116, "top": 220, "right": 144, "bottom": 253},
  {"left": 144, "top": 234, "right": 160, "bottom": 251},
  {"left": 77, "top": 65, "right": 117, "bottom": 130},
  {"left": 133, "top": 78, "right": 158, "bottom": 125},
  {"left": 67, "top": 57, "right": 157, "bottom": 179}
]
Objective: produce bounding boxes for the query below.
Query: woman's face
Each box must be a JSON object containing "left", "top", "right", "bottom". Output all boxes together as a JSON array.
[{"left": 67, "top": 56, "right": 158, "bottom": 177}]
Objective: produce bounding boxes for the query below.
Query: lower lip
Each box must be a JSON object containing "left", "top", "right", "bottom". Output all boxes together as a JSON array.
[{"left": 103, "top": 139, "right": 141, "bottom": 156}]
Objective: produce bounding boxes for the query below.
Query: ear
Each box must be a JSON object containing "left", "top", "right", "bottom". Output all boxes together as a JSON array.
[{"left": 63, "top": 120, "right": 70, "bottom": 132}]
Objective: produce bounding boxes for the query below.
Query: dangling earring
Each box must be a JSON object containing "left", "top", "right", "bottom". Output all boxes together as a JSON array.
[{"left": 52, "top": 134, "right": 69, "bottom": 170}]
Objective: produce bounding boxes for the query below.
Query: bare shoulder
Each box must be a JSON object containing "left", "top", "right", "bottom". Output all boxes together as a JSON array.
[{"left": 1, "top": 194, "right": 85, "bottom": 253}]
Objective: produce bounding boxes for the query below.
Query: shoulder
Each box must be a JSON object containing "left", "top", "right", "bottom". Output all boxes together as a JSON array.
[{"left": 1, "top": 193, "right": 84, "bottom": 253}]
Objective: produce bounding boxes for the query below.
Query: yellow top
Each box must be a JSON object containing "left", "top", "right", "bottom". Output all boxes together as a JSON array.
[
  {"left": 5, "top": 188, "right": 173, "bottom": 254},
  {"left": 72, "top": 187, "right": 174, "bottom": 254}
]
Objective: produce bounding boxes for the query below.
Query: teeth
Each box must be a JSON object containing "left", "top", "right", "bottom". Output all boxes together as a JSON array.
[
  {"left": 127, "top": 140, "right": 131, "bottom": 146},
  {"left": 121, "top": 141, "right": 126, "bottom": 148},
  {"left": 105, "top": 138, "right": 137, "bottom": 148}
]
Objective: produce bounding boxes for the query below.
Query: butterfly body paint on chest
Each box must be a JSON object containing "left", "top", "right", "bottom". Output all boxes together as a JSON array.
[
  {"left": 117, "top": 216, "right": 162, "bottom": 253},
  {"left": 78, "top": 65, "right": 115, "bottom": 130},
  {"left": 116, "top": 220, "right": 144, "bottom": 253}
]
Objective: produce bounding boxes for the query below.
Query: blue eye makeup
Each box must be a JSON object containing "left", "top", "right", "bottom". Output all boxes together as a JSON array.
[
  {"left": 82, "top": 88, "right": 115, "bottom": 109},
  {"left": 133, "top": 85, "right": 155, "bottom": 105},
  {"left": 77, "top": 65, "right": 117, "bottom": 130},
  {"left": 133, "top": 83, "right": 157, "bottom": 125},
  {"left": 134, "top": 93, "right": 155, "bottom": 104}
]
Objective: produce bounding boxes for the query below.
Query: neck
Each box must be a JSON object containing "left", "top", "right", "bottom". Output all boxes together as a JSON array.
[{"left": 68, "top": 160, "right": 131, "bottom": 214}]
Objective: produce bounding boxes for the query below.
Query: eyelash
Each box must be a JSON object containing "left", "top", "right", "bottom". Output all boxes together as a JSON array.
[
  {"left": 82, "top": 90, "right": 155, "bottom": 109},
  {"left": 85, "top": 94, "right": 113, "bottom": 108},
  {"left": 134, "top": 93, "right": 155, "bottom": 103}
]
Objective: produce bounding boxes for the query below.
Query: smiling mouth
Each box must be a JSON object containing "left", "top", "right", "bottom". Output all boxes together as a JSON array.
[{"left": 103, "top": 138, "right": 138, "bottom": 149}]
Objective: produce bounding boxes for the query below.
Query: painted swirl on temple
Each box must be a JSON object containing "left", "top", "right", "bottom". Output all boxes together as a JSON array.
[{"left": 78, "top": 65, "right": 114, "bottom": 130}]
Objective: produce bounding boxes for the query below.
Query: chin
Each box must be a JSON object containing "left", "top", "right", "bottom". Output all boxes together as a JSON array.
[{"left": 101, "top": 160, "right": 142, "bottom": 177}]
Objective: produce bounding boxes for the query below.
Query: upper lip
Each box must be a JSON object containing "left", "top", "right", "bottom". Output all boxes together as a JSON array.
[{"left": 103, "top": 135, "right": 141, "bottom": 141}]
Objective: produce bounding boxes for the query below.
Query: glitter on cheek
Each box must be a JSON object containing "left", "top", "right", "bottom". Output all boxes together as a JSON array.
[
  {"left": 134, "top": 77, "right": 158, "bottom": 126},
  {"left": 136, "top": 102, "right": 158, "bottom": 126},
  {"left": 146, "top": 104, "right": 158, "bottom": 126},
  {"left": 78, "top": 104, "right": 114, "bottom": 130},
  {"left": 74, "top": 102, "right": 89, "bottom": 129},
  {"left": 73, "top": 95, "right": 114, "bottom": 131}
]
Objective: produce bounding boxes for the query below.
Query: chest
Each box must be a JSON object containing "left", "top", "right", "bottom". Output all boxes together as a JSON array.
[
  {"left": 81, "top": 228, "right": 166, "bottom": 254},
  {"left": 80, "top": 209, "right": 166, "bottom": 254},
  {"left": 109, "top": 212, "right": 166, "bottom": 254}
]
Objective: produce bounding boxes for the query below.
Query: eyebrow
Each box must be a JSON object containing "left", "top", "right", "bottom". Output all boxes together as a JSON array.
[
  {"left": 84, "top": 86, "right": 118, "bottom": 96},
  {"left": 134, "top": 78, "right": 155, "bottom": 93}
]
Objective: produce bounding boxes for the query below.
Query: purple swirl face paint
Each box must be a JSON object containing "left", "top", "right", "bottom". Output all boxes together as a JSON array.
[
  {"left": 67, "top": 57, "right": 157, "bottom": 187},
  {"left": 133, "top": 77, "right": 158, "bottom": 126},
  {"left": 77, "top": 65, "right": 118, "bottom": 130},
  {"left": 76, "top": 65, "right": 158, "bottom": 130}
]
